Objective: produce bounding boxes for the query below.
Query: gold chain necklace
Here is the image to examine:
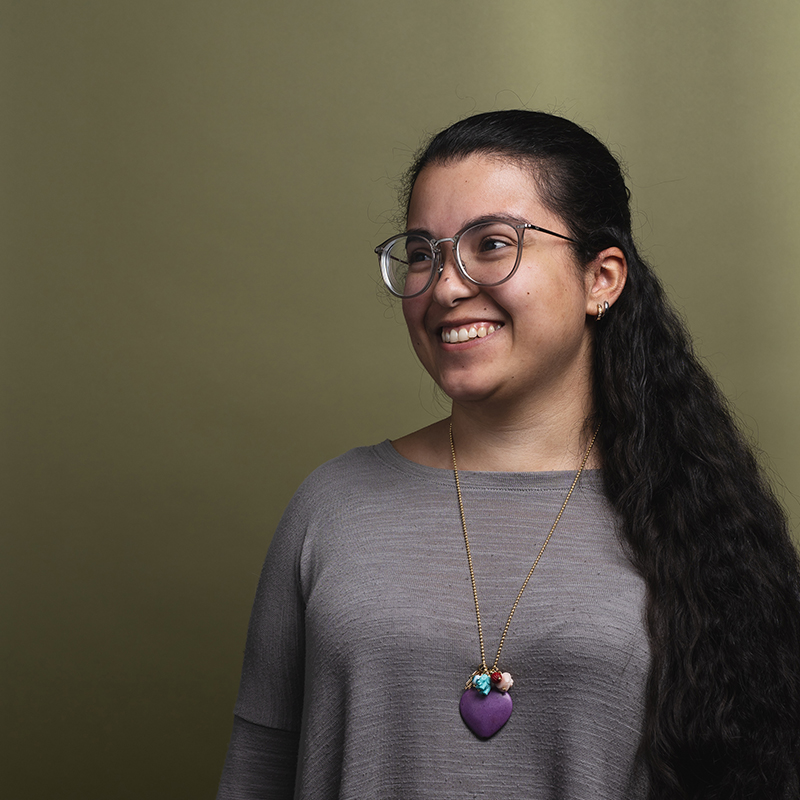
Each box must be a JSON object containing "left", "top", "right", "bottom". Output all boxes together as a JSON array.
[{"left": 450, "top": 421, "right": 600, "bottom": 739}]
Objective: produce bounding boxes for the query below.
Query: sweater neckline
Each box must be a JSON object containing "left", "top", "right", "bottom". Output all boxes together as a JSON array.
[{"left": 370, "top": 439, "right": 604, "bottom": 493}]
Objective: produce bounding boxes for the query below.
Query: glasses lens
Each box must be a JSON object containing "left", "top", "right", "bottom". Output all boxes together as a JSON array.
[
  {"left": 457, "top": 222, "right": 521, "bottom": 285},
  {"left": 381, "top": 235, "right": 435, "bottom": 297}
]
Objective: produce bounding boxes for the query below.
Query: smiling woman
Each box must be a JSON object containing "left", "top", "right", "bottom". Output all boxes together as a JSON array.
[{"left": 217, "top": 111, "right": 800, "bottom": 800}]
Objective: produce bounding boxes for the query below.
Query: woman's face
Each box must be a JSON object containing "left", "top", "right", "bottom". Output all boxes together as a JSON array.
[{"left": 402, "top": 155, "right": 598, "bottom": 411}]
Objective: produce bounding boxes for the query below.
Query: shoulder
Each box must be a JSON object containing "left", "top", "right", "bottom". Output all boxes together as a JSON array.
[
  {"left": 281, "top": 440, "right": 424, "bottom": 523},
  {"left": 269, "top": 440, "right": 436, "bottom": 576},
  {"left": 261, "top": 443, "right": 404, "bottom": 584},
  {"left": 295, "top": 440, "right": 400, "bottom": 495}
]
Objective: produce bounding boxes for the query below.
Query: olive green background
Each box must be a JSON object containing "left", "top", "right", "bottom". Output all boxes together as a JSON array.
[{"left": 3, "top": 1, "right": 799, "bottom": 797}]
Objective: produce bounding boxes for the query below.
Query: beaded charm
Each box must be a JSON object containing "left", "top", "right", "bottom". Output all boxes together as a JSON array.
[{"left": 497, "top": 672, "right": 513, "bottom": 692}]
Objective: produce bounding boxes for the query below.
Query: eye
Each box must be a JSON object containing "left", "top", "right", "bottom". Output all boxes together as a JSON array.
[
  {"left": 407, "top": 247, "right": 432, "bottom": 264},
  {"left": 477, "top": 235, "right": 514, "bottom": 253},
  {"left": 463, "top": 222, "right": 518, "bottom": 260},
  {"left": 403, "top": 237, "right": 434, "bottom": 270}
]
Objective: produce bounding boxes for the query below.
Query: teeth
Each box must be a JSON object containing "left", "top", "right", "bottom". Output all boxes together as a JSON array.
[{"left": 440, "top": 323, "right": 502, "bottom": 343}]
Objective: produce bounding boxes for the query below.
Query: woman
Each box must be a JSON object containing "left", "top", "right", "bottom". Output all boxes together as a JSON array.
[{"left": 218, "top": 111, "right": 800, "bottom": 799}]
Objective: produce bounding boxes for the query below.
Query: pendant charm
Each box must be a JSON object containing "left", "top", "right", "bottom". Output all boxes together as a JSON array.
[{"left": 459, "top": 686, "right": 513, "bottom": 739}]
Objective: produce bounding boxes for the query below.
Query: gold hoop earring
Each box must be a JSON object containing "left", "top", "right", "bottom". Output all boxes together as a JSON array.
[{"left": 595, "top": 301, "right": 609, "bottom": 321}]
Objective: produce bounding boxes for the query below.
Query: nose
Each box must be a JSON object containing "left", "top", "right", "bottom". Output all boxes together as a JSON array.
[{"left": 431, "top": 243, "right": 480, "bottom": 307}]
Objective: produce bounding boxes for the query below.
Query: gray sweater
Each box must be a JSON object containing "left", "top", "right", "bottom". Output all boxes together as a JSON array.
[{"left": 219, "top": 441, "right": 649, "bottom": 799}]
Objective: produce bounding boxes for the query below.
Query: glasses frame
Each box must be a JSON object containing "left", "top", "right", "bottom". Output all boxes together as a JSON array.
[{"left": 375, "top": 217, "right": 579, "bottom": 298}]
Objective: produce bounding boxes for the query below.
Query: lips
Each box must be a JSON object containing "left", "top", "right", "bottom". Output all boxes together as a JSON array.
[{"left": 440, "top": 322, "right": 504, "bottom": 343}]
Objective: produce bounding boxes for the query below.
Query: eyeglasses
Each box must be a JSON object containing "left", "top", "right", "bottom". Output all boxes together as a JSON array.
[{"left": 375, "top": 217, "right": 578, "bottom": 298}]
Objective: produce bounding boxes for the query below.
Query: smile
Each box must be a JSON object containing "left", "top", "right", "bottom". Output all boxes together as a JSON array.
[{"left": 440, "top": 322, "right": 504, "bottom": 343}]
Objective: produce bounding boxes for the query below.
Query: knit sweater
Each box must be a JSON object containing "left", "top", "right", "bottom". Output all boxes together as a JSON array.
[{"left": 218, "top": 440, "right": 650, "bottom": 799}]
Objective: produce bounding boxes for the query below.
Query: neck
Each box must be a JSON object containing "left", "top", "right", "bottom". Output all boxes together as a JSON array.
[
  {"left": 449, "top": 392, "right": 596, "bottom": 472},
  {"left": 392, "top": 379, "right": 598, "bottom": 472}
]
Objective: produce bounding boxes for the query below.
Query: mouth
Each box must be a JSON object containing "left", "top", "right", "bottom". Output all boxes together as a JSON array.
[{"left": 440, "top": 322, "right": 504, "bottom": 344}]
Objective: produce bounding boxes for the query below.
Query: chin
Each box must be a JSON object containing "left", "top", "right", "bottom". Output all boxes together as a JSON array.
[{"left": 436, "top": 376, "right": 500, "bottom": 406}]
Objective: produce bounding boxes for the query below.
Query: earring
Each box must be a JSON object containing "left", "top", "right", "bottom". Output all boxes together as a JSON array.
[{"left": 595, "top": 301, "right": 609, "bottom": 321}]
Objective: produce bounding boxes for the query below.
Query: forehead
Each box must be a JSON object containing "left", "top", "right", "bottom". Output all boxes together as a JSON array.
[{"left": 407, "top": 155, "right": 553, "bottom": 233}]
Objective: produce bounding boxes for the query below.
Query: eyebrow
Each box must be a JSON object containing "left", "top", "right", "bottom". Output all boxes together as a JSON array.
[{"left": 404, "top": 214, "right": 527, "bottom": 238}]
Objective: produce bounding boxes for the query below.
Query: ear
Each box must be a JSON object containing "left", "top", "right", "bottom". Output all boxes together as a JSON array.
[{"left": 584, "top": 247, "right": 627, "bottom": 318}]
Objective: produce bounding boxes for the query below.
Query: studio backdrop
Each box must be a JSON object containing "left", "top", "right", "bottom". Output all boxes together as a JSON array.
[{"left": 3, "top": 1, "right": 799, "bottom": 797}]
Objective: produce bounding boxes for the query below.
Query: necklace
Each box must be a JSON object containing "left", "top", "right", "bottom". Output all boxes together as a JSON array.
[{"left": 450, "top": 421, "right": 600, "bottom": 739}]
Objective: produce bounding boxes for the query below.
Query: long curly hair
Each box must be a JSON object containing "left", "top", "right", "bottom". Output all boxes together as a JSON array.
[{"left": 405, "top": 110, "right": 800, "bottom": 799}]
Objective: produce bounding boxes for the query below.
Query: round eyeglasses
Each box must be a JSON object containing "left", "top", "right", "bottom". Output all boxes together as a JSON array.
[{"left": 375, "top": 218, "right": 578, "bottom": 298}]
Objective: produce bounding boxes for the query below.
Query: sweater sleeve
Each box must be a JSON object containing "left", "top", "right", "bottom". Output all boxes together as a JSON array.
[
  {"left": 216, "top": 716, "right": 299, "bottom": 799},
  {"left": 217, "top": 486, "right": 311, "bottom": 798},
  {"left": 232, "top": 492, "right": 309, "bottom": 731}
]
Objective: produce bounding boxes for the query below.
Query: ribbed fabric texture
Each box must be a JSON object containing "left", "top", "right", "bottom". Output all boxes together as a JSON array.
[{"left": 221, "top": 441, "right": 649, "bottom": 799}]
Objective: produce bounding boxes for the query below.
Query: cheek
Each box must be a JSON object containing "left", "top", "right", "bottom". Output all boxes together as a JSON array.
[{"left": 401, "top": 299, "right": 426, "bottom": 342}]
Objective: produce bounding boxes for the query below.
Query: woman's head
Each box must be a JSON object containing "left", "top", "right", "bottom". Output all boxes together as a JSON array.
[{"left": 393, "top": 110, "right": 629, "bottom": 412}]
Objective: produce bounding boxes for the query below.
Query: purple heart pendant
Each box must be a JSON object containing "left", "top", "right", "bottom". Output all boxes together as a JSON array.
[{"left": 459, "top": 688, "right": 513, "bottom": 739}]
